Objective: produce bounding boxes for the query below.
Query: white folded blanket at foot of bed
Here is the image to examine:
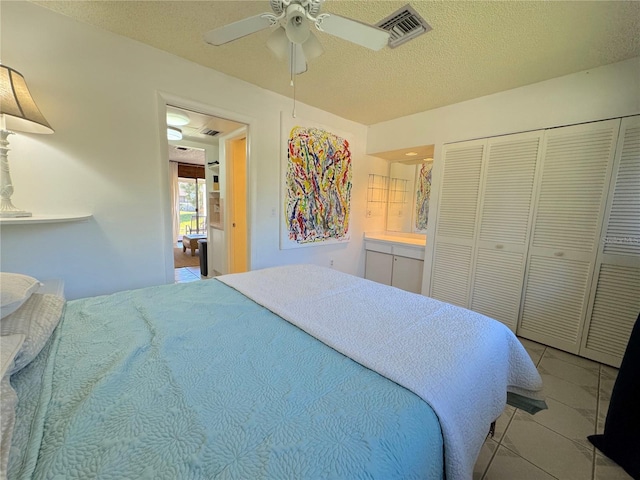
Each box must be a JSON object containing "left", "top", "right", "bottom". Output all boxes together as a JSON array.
[{"left": 219, "top": 264, "right": 545, "bottom": 480}]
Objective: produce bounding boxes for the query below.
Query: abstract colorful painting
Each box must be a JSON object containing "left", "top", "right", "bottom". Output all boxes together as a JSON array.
[
  {"left": 284, "top": 125, "right": 352, "bottom": 245},
  {"left": 415, "top": 161, "right": 433, "bottom": 231}
]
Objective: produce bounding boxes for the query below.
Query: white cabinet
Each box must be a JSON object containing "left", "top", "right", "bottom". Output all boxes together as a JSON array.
[
  {"left": 364, "top": 236, "right": 425, "bottom": 294},
  {"left": 365, "top": 250, "right": 393, "bottom": 285},
  {"left": 391, "top": 255, "right": 424, "bottom": 293},
  {"left": 365, "top": 250, "right": 424, "bottom": 294}
]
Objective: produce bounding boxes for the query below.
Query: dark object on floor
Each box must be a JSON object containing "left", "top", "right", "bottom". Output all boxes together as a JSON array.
[
  {"left": 588, "top": 312, "right": 640, "bottom": 480},
  {"left": 199, "top": 239, "right": 208, "bottom": 277}
]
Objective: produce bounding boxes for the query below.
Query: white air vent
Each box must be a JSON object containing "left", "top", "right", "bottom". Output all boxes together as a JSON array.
[
  {"left": 201, "top": 129, "right": 220, "bottom": 137},
  {"left": 376, "top": 4, "right": 432, "bottom": 48}
]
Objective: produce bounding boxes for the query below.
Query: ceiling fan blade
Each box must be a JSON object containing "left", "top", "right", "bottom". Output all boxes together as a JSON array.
[
  {"left": 290, "top": 43, "right": 308, "bottom": 75},
  {"left": 204, "top": 13, "right": 274, "bottom": 46},
  {"left": 267, "top": 26, "right": 289, "bottom": 61},
  {"left": 316, "top": 14, "right": 390, "bottom": 51},
  {"left": 302, "top": 31, "right": 324, "bottom": 61}
]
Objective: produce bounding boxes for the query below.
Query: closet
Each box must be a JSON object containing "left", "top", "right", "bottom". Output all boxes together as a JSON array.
[{"left": 429, "top": 116, "right": 640, "bottom": 367}]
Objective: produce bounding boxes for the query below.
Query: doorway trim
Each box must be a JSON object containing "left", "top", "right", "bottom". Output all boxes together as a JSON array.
[
  {"left": 220, "top": 126, "right": 249, "bottom": 273},
  {"left": 156, "top": 91, "right": 255, "bottom": 284}
]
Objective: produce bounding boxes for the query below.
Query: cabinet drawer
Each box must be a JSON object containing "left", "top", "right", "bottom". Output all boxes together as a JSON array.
[
  {"left": 364, "top": 240, "right": 393, "bottom": 254},
  {"left": 392, "top": 244, "right": 425, "bottom": 260}
]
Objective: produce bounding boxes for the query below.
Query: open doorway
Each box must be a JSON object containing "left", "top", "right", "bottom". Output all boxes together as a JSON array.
[
  {"left": 164, "top": 104, "right": 248, "bottom": 282},
  {"left": 169, "top": 145, "right": 206, "bottom": 282}
]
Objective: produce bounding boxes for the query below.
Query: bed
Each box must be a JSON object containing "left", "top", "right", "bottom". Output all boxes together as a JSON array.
[{"left": 1, "top": 265, "right": 546, "bottom": 480}]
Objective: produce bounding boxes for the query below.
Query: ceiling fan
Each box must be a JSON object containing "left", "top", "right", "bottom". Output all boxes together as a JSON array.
[{"left": 203, "top": 0, "right": 391, "bottom": 76}]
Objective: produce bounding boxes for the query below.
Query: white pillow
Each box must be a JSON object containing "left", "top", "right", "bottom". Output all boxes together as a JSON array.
[
  {"left": 0, "top": 334, "right": 25, "bottom": 379},
  {"left": 0, "top": 273, "right": 42, "bottom": 319},
  {"left": 0, "top": 334, "right": 25, "bottom": 480},
  {"left": 0, "top": 293, "right": 64, "bottom": 375}
]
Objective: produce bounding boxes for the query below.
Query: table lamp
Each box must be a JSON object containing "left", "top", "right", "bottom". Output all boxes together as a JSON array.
[{"left": 0, "top": 64, "right": 54, "bottom": 217}]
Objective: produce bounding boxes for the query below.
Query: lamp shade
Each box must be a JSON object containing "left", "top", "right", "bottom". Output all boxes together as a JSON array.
[{"left": 0, "top": 65, "right": 53, "bottom": 134}]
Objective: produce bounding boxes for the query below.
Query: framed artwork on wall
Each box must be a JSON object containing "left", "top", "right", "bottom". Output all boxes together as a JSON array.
[
  {"left": 280, "top": 113, "right": 353, "bottom": 249},
  {"left": 415, "top": 160, "right": 433, "bottom": 232}
]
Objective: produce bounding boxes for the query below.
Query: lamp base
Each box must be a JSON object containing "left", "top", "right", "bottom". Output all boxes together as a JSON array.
[
  {"left": 0, "top": 209, "right": 32, "bottom": 218},
  {"left": 0, "top": 199, "right": 32, "bottom": 217}
]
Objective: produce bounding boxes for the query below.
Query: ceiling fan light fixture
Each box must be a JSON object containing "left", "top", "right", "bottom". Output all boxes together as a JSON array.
[
  {"left": 285, "top": 3, "right": 310, "bottom": 44},
  {"left": 267, "top": 26, "right": 290, "bottom": 61},
  {"left": 301, "top": 31, "right": 324, "bottom": 61},
  {"left": 167, "top": 126, "right": 183, "bottom": 141},
  {"left": 204, "top": 0, "right": 391, "bottom": 80},
  {"left": 290, "top": 42, "right": 308, "bottom": 75}
]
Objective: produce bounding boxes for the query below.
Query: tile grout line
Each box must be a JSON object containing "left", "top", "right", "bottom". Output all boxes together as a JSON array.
[
  {"left": 524, "top": 392, "right": 600, "bottom": 451},
  {"left": 540, "top": 346, "right": 601, "bottom": 479},
  {"left": 536, "top": 345, "right": 547, "bottom": 367},
  {"left": 481, "top": 344, "right": 547, "bottom": 479},
  {"left": 479, "top": 439, "right": 499, "bottom": 480},
  {"left": 496, "top": 443, "right": 562, "bottom": 480},
  {"left": 478, "top": 338, "right": 541, "bottom": 479},
  {"left": 591, "top": 364, "right": 602, "bottom": 480},
  {"left": 499, "top": 345, "right": 589, "bottom": 480}
]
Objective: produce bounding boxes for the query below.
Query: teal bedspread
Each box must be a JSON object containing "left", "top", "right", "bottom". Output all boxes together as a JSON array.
[{"left": 9, "top": 280, "right": 443, "bottom": 479}]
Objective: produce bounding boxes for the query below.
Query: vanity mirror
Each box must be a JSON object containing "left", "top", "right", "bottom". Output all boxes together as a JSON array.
[
  {"left": 386, "top": 158, "right": 433, "bottom": 233},
  {"left": 368, "top": 144, "right": 434, "bottom": 235}
]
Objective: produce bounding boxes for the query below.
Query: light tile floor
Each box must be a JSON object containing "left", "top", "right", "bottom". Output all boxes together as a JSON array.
[
  {"left": 174, "top": 266, "right": 201, "bottom": 283},
  {"left": 168, "top": 276, "right": 635, "bottom": 480},
  {"left": 475, "top": 338, "right": 632, "bottom": 480}
]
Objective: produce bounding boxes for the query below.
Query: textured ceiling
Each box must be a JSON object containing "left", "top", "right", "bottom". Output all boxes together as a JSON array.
[{"left": 33, "top": 0, "right": 640, "bottom": 125}]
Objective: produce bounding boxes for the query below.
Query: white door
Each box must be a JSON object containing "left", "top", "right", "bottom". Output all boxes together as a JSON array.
[
  {"left": 519, "top": 119, "right": 621, "bottom": 353},
  {"left": 470, "top": 132, "right": 543, "bottom": 332},
  {"left": 580, "top": 115, "right": 640, "bottom": 366},
  {"left": 430, "top": 140, "right": 485, "bottom": 307}
]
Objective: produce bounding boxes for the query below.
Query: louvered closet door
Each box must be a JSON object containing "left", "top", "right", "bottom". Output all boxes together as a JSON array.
[
  {"left": 470, "top": 132, "right": 543, "bottom": 332},
  {"left": 581, "top": 115, "right": 640, "bottom": 367},
  {"left": 519, "top": 119, "right": 621, "bottom": 354},
  {"left": 430, "top": 140, "right": 485, "bottom": 307}
]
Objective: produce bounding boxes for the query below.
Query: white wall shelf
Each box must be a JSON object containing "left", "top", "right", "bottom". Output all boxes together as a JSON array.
[{"left": 0, "top": 214, "right": 92, "bottom": 225}]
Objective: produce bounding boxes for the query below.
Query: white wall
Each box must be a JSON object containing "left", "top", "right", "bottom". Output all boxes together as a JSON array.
[
  {"left": 0, "top": 1, "right": 388, "bottom": 299},
  {"left": 367, "top": 56, "right": 640, "bottom": 294}
]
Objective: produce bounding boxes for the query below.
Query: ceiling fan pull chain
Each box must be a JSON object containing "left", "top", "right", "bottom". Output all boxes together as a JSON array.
[
  {"left": 292, "top": 77, "right": 297, "bottom": 118},
  {"left": 290, "top": 41, "right": 297, "bottom": 117}
]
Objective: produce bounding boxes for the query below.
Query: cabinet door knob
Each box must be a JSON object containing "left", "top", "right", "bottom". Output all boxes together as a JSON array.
[
  {"left": 554, "top": 251, "right": 564, "bottom": 257},
  {"left": 496, "top": 244, "right": 504, "bottom": 249}
]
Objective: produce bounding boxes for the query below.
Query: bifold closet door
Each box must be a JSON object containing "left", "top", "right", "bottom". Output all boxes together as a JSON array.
[
  {"left": 518, "top": 119, "right": 621, "bottom": 354},
  {"left": 469, "top": 132, "right": 543, "bottom": 332},
  {"left": 581, "top": 115, "right": 640, "bottom": 367},
  {"left": 430, "top": 140, "right": 485, "bottom": 307}
]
